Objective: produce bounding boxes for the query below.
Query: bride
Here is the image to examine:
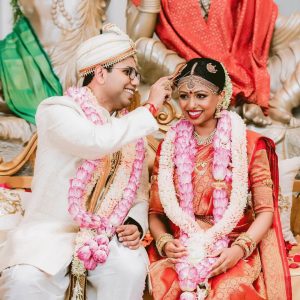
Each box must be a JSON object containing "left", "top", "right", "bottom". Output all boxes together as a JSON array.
[{"left": 147, "top": 57, "right": 291, "bottom": 300}]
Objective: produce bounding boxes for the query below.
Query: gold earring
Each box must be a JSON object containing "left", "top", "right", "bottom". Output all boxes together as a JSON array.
[{"left": 215, "top": 102, "right": 222, "bottom": 118}]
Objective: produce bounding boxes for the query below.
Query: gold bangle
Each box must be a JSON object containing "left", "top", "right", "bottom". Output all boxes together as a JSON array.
[
  {"left": 156, "top": 233, "right": 174, "bottom": 257},
  {"left": 232, "top": 233, "right": 256, "bottom": 259}
]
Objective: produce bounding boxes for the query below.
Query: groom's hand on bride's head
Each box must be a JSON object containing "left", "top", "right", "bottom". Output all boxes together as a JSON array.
[{"left": 116, "top": 224, "right": 141, "bottom": 250}]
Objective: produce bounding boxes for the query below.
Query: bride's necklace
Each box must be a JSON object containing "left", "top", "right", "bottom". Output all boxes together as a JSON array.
[{"left": 193, "top": 128, "right": 216, "bottom": 146}]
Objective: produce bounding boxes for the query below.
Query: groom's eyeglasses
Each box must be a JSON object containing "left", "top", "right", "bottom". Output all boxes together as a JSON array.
[{"left": 112, "top": 66, "right": 141, "bottom": 82}]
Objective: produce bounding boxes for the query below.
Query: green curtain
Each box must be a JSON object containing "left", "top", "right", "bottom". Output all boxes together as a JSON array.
[{"left": 0, "top": 17, "right": 62, "bottom": 124}]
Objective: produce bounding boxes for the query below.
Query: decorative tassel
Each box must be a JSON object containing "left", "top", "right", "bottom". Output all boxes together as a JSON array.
[{"left": 71, "top": 278, "right": 84, "bottom": 300}]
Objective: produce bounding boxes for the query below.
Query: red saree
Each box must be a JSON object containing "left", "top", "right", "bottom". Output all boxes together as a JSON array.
[
  {"left": 148, "top": 131, "right": 291, "bottom": 300},
  {"left": 132, "top": 0, "right": 277, "bottom": 111}
]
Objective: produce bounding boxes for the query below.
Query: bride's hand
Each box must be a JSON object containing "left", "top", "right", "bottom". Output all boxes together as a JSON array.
[
  {"left": 163, "top": 239, "right": 188, "bottom": 259},
  {"left": 209, "top": 245, "right": 244, "bottom": 277}
]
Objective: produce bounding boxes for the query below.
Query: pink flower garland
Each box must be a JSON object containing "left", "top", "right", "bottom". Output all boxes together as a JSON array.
[
  {"left": 173, "top": 111, "right": 232, "bottom": 299},
  {"left": 66, "top": 87, "right": 145, "bottom": 270}
]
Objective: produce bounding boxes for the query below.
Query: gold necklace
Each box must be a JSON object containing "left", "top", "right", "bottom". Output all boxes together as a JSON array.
[{"left": 193, "top": 128, "right": 216, "bottom": 146}]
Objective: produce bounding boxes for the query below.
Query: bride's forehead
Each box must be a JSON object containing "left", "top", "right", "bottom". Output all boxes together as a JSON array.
[{"left": 178, "top": 82, "right": 213, "bottom": 93}]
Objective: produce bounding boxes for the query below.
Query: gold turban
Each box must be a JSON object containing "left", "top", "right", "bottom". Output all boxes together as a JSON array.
[{"left": 76, "top": 24, "right": 136, "bottom": 77}]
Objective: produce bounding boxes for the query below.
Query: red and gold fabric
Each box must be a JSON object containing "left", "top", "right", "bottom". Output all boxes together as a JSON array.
[
  {"left": 148, "top": 131, "right": 291, "bottom": 300},
  {"left": 132, "top": 0, "right": 277, "bottom": 111}
]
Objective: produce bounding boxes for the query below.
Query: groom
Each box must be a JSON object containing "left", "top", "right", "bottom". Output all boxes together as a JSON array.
[{"left": 0, "top": 24, "right": 172, "bottom": 300}]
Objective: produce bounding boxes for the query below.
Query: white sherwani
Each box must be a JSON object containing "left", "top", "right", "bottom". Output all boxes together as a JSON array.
[{"left": 0, "top": 95, "right": 158, "bottom": 299}]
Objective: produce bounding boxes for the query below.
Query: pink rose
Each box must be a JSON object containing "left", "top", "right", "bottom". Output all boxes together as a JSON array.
[
  {"left": 178, "top": 267, "right": 189, "bottom": 280},
  {"left": 180, "top": 172, "right": 192, "bottom": 184},
  {"left": 87, "top": 239, "right": 98, "bottom": 252},
  {"left": 180, "top": 183, "right": 193, "bottom": 195},
  {"left": 212, "top": 164, "right": 226, "bottom": 181},
  {"left": 93, "top": 249, "right": 108, "bottom": 264},
  {"left": 77, "top": 245, "right": 92, "bottom": 261},
  {"left": 123, "top": 188, "right": 133, "bottom": 199},
  {"left": 73, "top": 212, "right": 83, "bottom": 224},
  {"left": 109, "top": 214, "right": 122, "bottom": 227},
  {"left": 90, "top": 215, "right": 102, "bottom": 228},
  {"left": 84, "top": 258, "right": 97, "bottom": 270},
  {"left": 127, "top": 181, "right": 138, "bottom": 193},
  {"left": 179, "top": 278, "right": 197, "bottom": 292},
  {"left": 69, "top": 187, "right": 83, "bottom": 198},
  {"left": 71, "top": 179, "right": 85, "bottom": 189},
  {"left": 225, "top": 169, "right": 233, "bottom": 182},
  {"left": 105, "top": 223, "right": 114, "bottom": 236},
  {"left": 117, "top": 202, "right": 129, "bottom": 214},
  {"left": 68, "top": 197, "right": 78, "bottom": 206},
  {"left": 95, "top": 234, "right": 109, "bottom": 246},
  {"left": 68, "top": 203, "right": 79, "bottom": 216},
  {"left": 81, "top": 214, "right": 93, "bottom": 228},
  {"left": 133, "top": 161, "right": 143, "bottom": 171},
  {"left": 175, "top": 262, "right": 186, "bottom": 273},
  {"left": 98, "top": 244, "right": 109, "bottom": 254},
  {"left": 136, "top": 139, "right": 145, "bottom": 151},
  {"left": 216, "top": 197, "right": 228, "bottom": 208},
  {"left": 82, "top": 161, "right": 96, "bottom": 173},
  {"left": 188, "top": 267, "right": 198, "bottom": 280},
  {"left": 135, "top": 150, "right": 145, "bottom": 161},
  {"left": 76, "top": 168, "right": 90, "bottom": 182}
]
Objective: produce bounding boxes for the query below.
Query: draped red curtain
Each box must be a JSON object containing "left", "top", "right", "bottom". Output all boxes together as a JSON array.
[{"left": 132, "top": 0, "right": 278, "bottom": 111}]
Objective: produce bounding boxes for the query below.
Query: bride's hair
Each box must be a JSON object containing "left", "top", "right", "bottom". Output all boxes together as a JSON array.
[{"left": 173, "top": 57, "right": 226, "bottom": 93}]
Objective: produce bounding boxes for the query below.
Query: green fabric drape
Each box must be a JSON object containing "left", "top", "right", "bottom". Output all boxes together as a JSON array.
[{"left": 0, "top": 17, "right": 62, "bottom": 124}]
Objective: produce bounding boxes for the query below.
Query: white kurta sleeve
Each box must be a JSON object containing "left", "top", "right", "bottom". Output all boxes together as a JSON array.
[{"left": 36, "top": 98, "right": 158, "bottom": 160}]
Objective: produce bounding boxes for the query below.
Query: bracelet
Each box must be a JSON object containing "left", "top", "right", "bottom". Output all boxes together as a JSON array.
[
  {"left": 156, "top": 233, "right": 174, "bottom": 257},
  {"left": 143, "top": 102, "right": 158, "bottom": 117},
  {"left": 231, "top": 232, "right": 256, "bottom": 259}
]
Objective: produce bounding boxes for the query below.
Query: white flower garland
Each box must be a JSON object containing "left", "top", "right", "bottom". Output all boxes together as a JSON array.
[
  {"left": 66, "top": 86, "right": 145, "bottom": 273},
  {"left": 97, "top": 141, "right": 136, "bottom": 217},
  {"left": 158, "top": 111, "right": 248, "bottom": 264}
]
